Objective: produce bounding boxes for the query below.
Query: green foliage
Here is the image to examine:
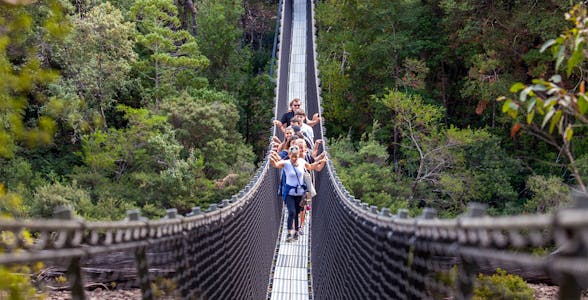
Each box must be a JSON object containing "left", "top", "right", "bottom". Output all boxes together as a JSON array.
[
  {"left": 329, "top": 128, "right": 413, "bottom": 211},
  {"left": 0, "top": 266, "right": 41, "bottom": 300},
  {"left": 0, "top": 184, "right": 27, "bottom": 218},
  {"left": 315, "top": 0, "right": 429, "bottom": 138},
  {"left": 0, "top": 0, "right": 68, "bottom": 158},
  {"left": 235, "top": 73, "right": 275, "bottom": 161},
  {"left": 30, "top": 181, "right": 92, "bottom": 218},
  {"left": 196, "top": 0, "right": 246, "bottom": 89},
  {"left": 131, "top": 0, "right": 208, "bottom": 106},
  {"left": 52, "top": 2, "right": 137, "bottom": 129},
  {"left": 499, "top": 3, "right": 588, "bottom": 192},
  {"left": 474, "top": 269, "right": 534, "bottom": 300},
  {"left": 161, "top": 90, "right": 255, "bottom": 178},
  {"left": 523, "top": 175, "right": 571, "bottom": 214},
  {"left": 0, "top": 157, "right": 46, "bottom": 206}
]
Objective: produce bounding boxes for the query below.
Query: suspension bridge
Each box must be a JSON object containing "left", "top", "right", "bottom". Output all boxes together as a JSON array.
[{"left": 1, "top": 0, "right": 588, "bottom": 299}]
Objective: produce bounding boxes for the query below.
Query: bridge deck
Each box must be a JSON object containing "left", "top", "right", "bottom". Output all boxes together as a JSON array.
[
  {"left": 270, "top": 210, "right": 311, "bottom": 299},
  {"left": 269, "top": 0, "right": 311, "bottom": 299}
]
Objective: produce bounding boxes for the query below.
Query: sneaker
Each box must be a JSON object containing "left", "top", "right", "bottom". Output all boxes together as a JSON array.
[
  {"left": 293, "top": 233, "right": 299, "bottom": 241},
  {"left": 298, "top": 229, "right": 304, "bottom": 235},
  {"left": 286, "top": 234, "right": 294, "bottom": 242}
]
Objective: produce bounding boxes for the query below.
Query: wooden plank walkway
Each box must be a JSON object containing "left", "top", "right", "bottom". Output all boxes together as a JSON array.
[
  {"left": 269, "top": 210, "right": 311, "bottom": 300},
  {"left": 269, "top": 0, "right": 312, "bottom": 299}
]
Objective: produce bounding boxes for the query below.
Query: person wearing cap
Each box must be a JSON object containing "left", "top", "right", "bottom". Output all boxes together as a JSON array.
[{"left": 270, "top": 145, "right": 327, "bottom": 242}]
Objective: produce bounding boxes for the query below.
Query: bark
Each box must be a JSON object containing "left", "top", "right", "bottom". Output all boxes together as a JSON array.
[
  {"left": 97, "top": 52, "right": 107, "bottom": 130},
  {"left": 185, "top": 0, "right": 197, "bottom": 36}
]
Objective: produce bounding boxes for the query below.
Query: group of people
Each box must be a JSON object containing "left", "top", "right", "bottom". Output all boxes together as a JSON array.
[{"left": 270, "top": 98, "right": 328, "bottom": 242}]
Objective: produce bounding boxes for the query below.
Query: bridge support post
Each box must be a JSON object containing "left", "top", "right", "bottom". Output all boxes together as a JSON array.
[
  {"left": 554, "top": 191, "right": 588, "bottom": 300},
  {"left": 408, "top": 208, "right": 437, "bottom": 298},
  {"left": 127, "top": 210, "right": 154, "bottom": 300},
  {"left": 54, "top": 206, "right": 86, "bottom": 300},
  {"left": 456, "top": 203, "right": 486, "bottom": 300}
]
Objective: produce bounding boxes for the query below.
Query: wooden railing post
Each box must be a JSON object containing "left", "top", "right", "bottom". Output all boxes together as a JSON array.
[
  {"left": 555, "top": 191, "right": 588, "bottom": 300},
  {"left": 54, "top": 206, "right": 86, "bottom": 300},
  {"left": 127, "top": 209, "right": 153, "bottom": 300},
  {"left": 456, "top": 203, "right": 486, "bottom": 300}
]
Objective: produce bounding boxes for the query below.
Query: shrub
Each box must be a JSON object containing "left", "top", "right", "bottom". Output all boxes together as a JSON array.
[
  {"left": 30, "top": 182, "right": 93, "bottom": 218},
  {"left": 474, "top": 268, "right": 534, "bottom": 300}
]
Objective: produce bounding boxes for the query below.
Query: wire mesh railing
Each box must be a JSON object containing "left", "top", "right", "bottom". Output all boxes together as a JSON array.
[
  {"left": 0, "top": 160, "right": 283, "bottom": 299},
  {"left": 304, "top": 0, "right": 588, "bottom": 299},
  {"left": 310, "top": 161, "right": 588, "bottom": 299}
]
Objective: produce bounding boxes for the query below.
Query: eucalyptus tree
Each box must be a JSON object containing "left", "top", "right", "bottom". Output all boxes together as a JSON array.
[{"left": 130, "top": 0, "right": 208, "bottom": 108}]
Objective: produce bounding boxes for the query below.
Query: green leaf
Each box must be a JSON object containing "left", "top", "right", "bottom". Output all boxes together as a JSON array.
[
  {"left": 550, "top": 75, "right": 562, "bottom": 83},
  {"left": 531, "top": 84, "right": 547, "bottom": 92},
  {"left": 527, "top": 98, "right": 536, "bottom": 113},
  {"left": 567, "top": 46, "right": 584, "bottom": 75},
  {"left": 540, "top": 39, "right": 556, "bottom": 53},
  {"left": 520, "top": 87, "right": 532, "bottom": 102},
  {"left": 544, "top": 97, "right": 557, "bottom": 109},
  {"left": 510, "top": 82, "right": 526, "bottom": 93},
  {"left": 502, "top": 99, "right": 513, "bottom": 113},
  {"left": 578, "top": 94, "right": 588, "bottom": 114},
  {"left": 555, "top": 45, "right": 565, "bottom": 70},
  {"left": 549, "top": 110, "right": 563, "bottom": 133},
  {"left": 542, "top": 108, "right": 555, "bottom": 128},
  {"left": 564, "top": 125, "right": 574, "bottom": 142},
  {"left": 527, "top": 110, "right": 535, "bottom": 124}
]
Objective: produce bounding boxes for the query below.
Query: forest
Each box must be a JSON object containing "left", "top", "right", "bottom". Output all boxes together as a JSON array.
[
  {"left": 0, "top": 0, "right": 278, "bottom": 220},
  {"left": 316, "top": 0, "right": 588, "bottom": 217},
  {"left": 1, "top": 0, "right": 587, "bottom": 221}
]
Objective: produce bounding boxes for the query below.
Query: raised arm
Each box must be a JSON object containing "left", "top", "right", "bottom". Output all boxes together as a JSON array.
[
  {"left": 272, "top": 120, "right": 286, "bottom": 134},
  {"left": 306, "top": 156, "right": 328, "bottom": 172},
  {"left": 306, "top": 113, "right": 321, "bottom": 127},
  {"left": 312, "top": 139, "right": 322, "bottom": 158},
  {"left": 270, "top": 151, "right": 286, "bottom": 168}
]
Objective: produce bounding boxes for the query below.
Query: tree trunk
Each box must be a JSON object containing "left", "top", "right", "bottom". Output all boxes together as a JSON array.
[
  {"left": 185, "top": 0, "right": 197, "bottom": 36},
  {"left": 97, "top": 52, "right": 107, "bottom": 130},
  {"left": 563, "top": 143, "right": 587, "bottom": 192}
]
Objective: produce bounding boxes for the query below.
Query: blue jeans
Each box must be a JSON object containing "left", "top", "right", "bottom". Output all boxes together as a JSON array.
[{"left": 285, "top": 195, "right": 302, "bottom": 231}]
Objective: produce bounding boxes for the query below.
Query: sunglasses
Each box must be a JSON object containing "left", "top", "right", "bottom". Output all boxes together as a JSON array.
[{"left": 292, "top": 104, "right": 300, "bottom": 107}]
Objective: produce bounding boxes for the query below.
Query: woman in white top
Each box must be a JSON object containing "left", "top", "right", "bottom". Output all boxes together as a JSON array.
[{"left": 270, "top": 145, "right": 327, "bottom": 241}]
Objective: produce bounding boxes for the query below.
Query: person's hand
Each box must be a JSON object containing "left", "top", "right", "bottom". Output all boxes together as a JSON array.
[
  {"left": 311, "top": 113, "right": 320, "bottom": 122},
  {"left": 314, "top": 139, "right": 322, "bottom": 146},
  {"left": 273, "top": 120, "right": 283, "bottom": 126}
]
